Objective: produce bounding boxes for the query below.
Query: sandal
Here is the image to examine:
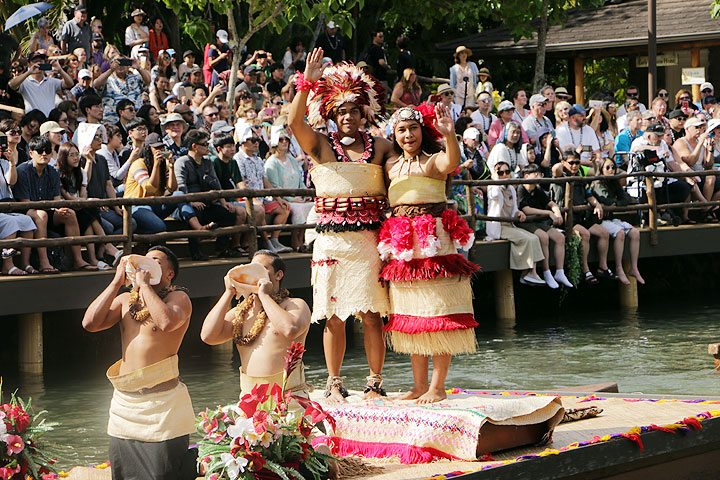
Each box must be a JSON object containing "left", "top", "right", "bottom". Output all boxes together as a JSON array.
[
  {"left": 596, "top": 268, "right": 617, "bottom": 280},
  {"left": 38, "top": 266, "right": 58, "bottom": 274},
  {"left": 583, "top": 271, "right": 599, "bottom": 285},
  {"left": 363, "top": 374, "right": 387, "bottom": 396},
  {"left": 75, "top": 264, "right": 98, "bottom": 271},
  {"left": 324, "top": 376, "right": 350, "bottom": 399},
  {"left": 4, "top": 266, "right": 27, "bottom": 276}
]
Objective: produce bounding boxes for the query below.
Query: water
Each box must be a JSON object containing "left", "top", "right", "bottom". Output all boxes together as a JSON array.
[{"left": 4, "top": 302, "right": 720, "bottom": 469}]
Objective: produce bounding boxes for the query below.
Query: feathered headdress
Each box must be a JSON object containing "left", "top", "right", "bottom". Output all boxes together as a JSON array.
[{"left": 306, "top": 63, "right": 386, "bottom": 127}]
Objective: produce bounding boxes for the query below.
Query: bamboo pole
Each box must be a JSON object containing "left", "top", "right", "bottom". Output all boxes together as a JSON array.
[
  {"left": 123, "top": 204, "right": 133, "bottom": 254},
  {"left": 618, "top": 259, "right": 639, "bottom": 308},
  {"left": 644, "top": 176, "right": 659, "bottom": 245},
  {"left": 494, "top": 269, "right": 516, "bottom": 321}
]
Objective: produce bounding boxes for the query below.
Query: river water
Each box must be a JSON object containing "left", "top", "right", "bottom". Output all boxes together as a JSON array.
[{"left": 3, "top": 301, "right": 720, "bottom": 469}]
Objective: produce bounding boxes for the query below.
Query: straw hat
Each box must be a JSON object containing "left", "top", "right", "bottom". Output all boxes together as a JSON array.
[
  {"left": 478, "top": 67, "right": 491, "bottom": 77},
  {"left": 226, "top": 264, "right": 270, "bottom": 299},
  {"left": 125, "top": 255, "right": 162, "bottom": 286},
  {"left": 454, "top": 46, "right": 472, "bottom": 57},
  {"left": 437, "top": 84, "right": 455, "bottom": 95}
]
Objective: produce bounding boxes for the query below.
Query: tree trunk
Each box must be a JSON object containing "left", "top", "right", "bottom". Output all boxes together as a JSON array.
[
  {"left": 226, "top": 6, "right": 243, "bottom": 111},
  {"left": 308, "top": 14, "right": 325, "bottom": 51},
  {"left": 533, "top": 0, "right": 549, "bottom": 92}
]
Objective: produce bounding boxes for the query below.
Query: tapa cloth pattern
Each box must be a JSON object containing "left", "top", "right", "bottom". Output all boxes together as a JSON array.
[
  {"left": 313, "top": 394, "right": 564, "bottom": 463},
  {"left": 106, "top": 355, "right": 195, "bottom": 442}
]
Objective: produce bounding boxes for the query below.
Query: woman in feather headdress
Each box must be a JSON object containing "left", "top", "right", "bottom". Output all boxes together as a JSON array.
[{"left": 289, "top": 48, "right": 396, "bottom": 404}]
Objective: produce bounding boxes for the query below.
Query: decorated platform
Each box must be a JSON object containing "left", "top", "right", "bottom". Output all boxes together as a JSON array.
[{"left": 49, "top": 390, "right": 720, "bottom": 479}]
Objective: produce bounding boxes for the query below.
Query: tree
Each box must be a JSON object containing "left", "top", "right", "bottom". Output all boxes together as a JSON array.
[{"left": 158, "top": 0, "right": 361, "bottom": 111}]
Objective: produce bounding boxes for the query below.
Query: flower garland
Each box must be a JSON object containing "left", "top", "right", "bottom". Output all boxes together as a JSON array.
[
  {"left": 128, "top": 286, "right": 180, "bottom": 323},
  {"left": 232, "top": 290, "right": 290, "bottom": 346}
]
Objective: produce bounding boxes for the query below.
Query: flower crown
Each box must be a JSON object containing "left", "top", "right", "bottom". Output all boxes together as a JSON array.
[
  {"left": 389, "top": 103, "right": 443, "bottom": 141},
  {"left": 305, "top": 63, "right": 386, "bottom": 127}
]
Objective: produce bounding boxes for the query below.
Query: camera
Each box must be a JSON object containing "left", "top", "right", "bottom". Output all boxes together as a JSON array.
[
  {"left": 118, "top": 58, "right": 132, "bottom": 67},
  {"left": 463, "top": 76, "right": 469, "bottom": 82},
  {"left": 38, "top": 63, "right": 52, "bottom": 71},
  {"left": 257, "top": 52, "right": 267, "bottom": 59},
  {"left": 636, "top": 149, "right": 660, "bottom": 167}
]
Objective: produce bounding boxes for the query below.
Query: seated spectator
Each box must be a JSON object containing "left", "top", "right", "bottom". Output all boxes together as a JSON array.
[
  {"left": 73, "top": 47, "right": 88, "bottom": 69},
  {"left": 94, "top": 56, "right": 150, "bottom": 125},
  {"left": 668, "top": 109, "right": 686, "bottom": 142},
  {"left": 391, "top": 69, "right": 422, "bottom": 108},
  {"left": 592, "top": 158, "right": 644, "bottom": 285},
  {"left": 522, "top": 94, "right": 554, "bottom": 144},
  {"left": 98, "top": 124, "right": 127, "bottom": 191},
  {"left": 672, "top": 116, "right": 720, "bottom": 207},
  {"left": 617, "top": 97, "right": 641, "bottom": 131},
  {"left": 485, "top": 157, "right": 546, "bottom": 286},
  {"left": 73, "top": 94, "right": 106, "bottom": 145},
  {"left": 15, "top": 136, "right": 96, "bottom": 272},
  {"left": 89, "top": 33, "right": 110, "bottom": 73},
  {"left": 470, "top": 90, "right": 496, "bottom": 137},
  {"left": 172, "top": 66, "right": 205, "bottom": 101},
  {"left": 29, "top": 18, "right": 55, "bottom": 53},
  {"left": 488, "top": 100, "right": 529, "bottom": 147},
  {"left": 125, "top": 9, "right": 149, "bottom": 53},
  {"left": 149, "top": 74, "right": 171, "bottom": 112},
  {"left": 70, "top": 69, "right": 97, "bottom": 100},
  {"left": 18, "top": 110, "right": 45, "bottom": 163},
  {"left": 487, "top": 121, "right": 526, "bottom": 176},
  {"left": 0, "top": 120, "right": 28, "bottom": 166},
  {"left": 556, "top": 104, "right": 600, "bottom": 170},
  {"left": 8, "top": 51, "right": 74, "bottom": 116},
  {"left": 234, "top": 124, "right": 292, "bottom": 253},
  {"left": 614, "top": 110, "right": 643, "bottom": 169},
  {"left": 210, "top": 132, "right": 248, "bottom": 254},
  {"left": 550, "top": 150, "right": 611, "bottom": 285},
  {"left": 265, "top": 64, "right": 286, "bottom": 98},
  {"left": 264, "top": 126, "right": 313, "bottom": 250},
  {"left": 535, "top": 128, "right": 561, "bottom": 177},
  {"left": 57, "top": 136, "right": 119, "bottom": 269},
  {"left": 460, "top": 127, "right": 491, "bottom": 180},
  {"left": 57, "top": 100, "right": 79, "bottom": 137},
  {"left": 114, "top": 98, "right": 136, "bottom": 145},
  {"left": 238, "top": 66, "right": 266, "bottom": 110},
  {"left": 177, "top": 50, "right": 197, "bottom": 82},
  {"left": 588, "top": 107, "right": 615, "bottom": 161},
  {"left": 137, "top": 104, "right": 161, "bottom": 136},
  {"left": 161, "top": 112, "right": 188, "bottom": 158},
  {"left": 172, "top": 129, "right": 239, "bottom": 260},
  {"left": 617, "top": 85, "right": 646, "bottom": 116},
  {"left": 518, "top": 163, "right": 573, "bottom": 288},
  {"left": 115, "top": 118, "right": 146, "bottom": 187},
  {"left": 151, "top": 49, "right": 176, "bottom": 85},
  {"left": 124, "top": 133, "right": 178, "bottom": 233},
  {"left": 40, "top": 120, "right": 64, "bottom": 166},
  {"left": 435, "top": 83, "right": 461, "bottom": 122}
]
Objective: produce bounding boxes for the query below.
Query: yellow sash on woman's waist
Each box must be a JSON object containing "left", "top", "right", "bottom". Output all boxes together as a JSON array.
[{"left": 389, "top": 175, "right": 447, "bottom": 207}]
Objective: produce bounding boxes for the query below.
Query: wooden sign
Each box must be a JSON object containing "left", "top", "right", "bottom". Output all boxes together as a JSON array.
[
  {"left": 682, "top": 67, "right": 706, "bottom": 85},
  {"left": 635, "top": 53, "right": 679, "bottom": 68}
]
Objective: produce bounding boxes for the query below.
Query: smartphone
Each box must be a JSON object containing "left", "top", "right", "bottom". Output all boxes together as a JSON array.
[
  {"left": 118, "top": 58, "right": 132, "bottom": 67},
  {"left": 429, "top": 94, "right": 441, "bottom": 103},
  {"left": 588, "top": 99, "right": 603, "bottom": 109},
  {"left": 682, "top": 100, "right": 689, "bottom": 109},
  {"left": 0, "top": 135, "right": 7, "bottom": 149},
  {"left": 257, "top": 52, "right": 267, "bottom": 59},
  {"left": 38, "top": 63, "right": 52, "bottom": 71}
]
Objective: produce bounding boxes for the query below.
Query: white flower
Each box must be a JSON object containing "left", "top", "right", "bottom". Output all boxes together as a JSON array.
[
  {"left": 0, "top": 422, "right": 6, "bottom": 437},
  {"left": 227, "top": 418, "right": 254, "bottom": 439},
  {"left": 220, "top": 453, "right": 248, "bottom": 480}
]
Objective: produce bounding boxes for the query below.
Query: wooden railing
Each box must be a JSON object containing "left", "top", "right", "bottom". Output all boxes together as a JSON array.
[{"left": 0, "top": 170, "right": 718, "bottom": 255}]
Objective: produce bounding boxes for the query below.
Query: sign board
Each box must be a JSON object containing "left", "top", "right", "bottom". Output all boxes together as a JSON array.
[
  {"left": 635, "top": 52, "right": 679, "bottom": 68},
  {"left": 682, "top": 67, "right": 706, "bottom": 85}
]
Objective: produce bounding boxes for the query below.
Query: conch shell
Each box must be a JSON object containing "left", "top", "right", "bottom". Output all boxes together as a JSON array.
[
  {"left": 226, "top": 263, "right": 269, "bottom": 299},
  {"left": 125, "top": 254, "right": 162, "bottom": 286}
]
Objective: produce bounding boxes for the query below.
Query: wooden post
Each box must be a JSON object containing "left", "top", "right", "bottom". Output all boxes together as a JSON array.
[
  {"left": 122, "top": 204, "right": 133, "bottom": 254},
  {"left": 573, "top": 57, "right": 585, "bottom": 106},
  {"left": 618, "top": 259, "right": 638, "bottom": 308},
  {"left": 647, "top": 0, "right": 657, "bottom": 106},
  {"left": 644, "top": 175, "right": 659, "bottom": 246},
  {"left": 245, "top": 197, "right": 258, "bottom": 256},
  {"left": 18, "top": 313, "right": 43, "bottom": 374},
  {"left": 708, "top": 343, "right": 720, "bottom": 371},
  {"left": 466, "top": 185, "right": 477, "bottom": 231},
  {"left": 494, "top": 269, "right": 516, "bottom": 321},
  {"left": 692, "top": 48, "right": 701, "bottom": 103},
  {"left": 564, "top": 178, "right": 574, "bottom": 241}
]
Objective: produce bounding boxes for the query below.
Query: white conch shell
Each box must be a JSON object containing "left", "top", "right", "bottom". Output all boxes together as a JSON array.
[
  {"left": 226, "top": 263, "right": 269, "bottom": 299},
  {"left": 125, "top": 254, "right": 162, "bottom": 286}
]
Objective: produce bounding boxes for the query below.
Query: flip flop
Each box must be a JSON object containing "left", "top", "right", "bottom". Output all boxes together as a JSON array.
[
  {"left": 39, "top": 266, "right": 59, "bottom": 274},
  {"left": 583, "top": 271, "right": 599, "bottom": 285},
  {"left": 596, "top": 268, "right": 617, "bottom": 280},
  {"left": 75, "top": 264, "right": 99, "bottom": 271},
  {"left": 4, "top": 266, "right": 27, "bottom": 276}
]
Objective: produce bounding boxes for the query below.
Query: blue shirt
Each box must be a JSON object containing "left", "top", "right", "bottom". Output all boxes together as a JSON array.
[
  {"left": 614, "top": 128, "right": 644, "bottom": 158},
  {"left": 14, "top": 162, "right": 62, "bottom": 201}
]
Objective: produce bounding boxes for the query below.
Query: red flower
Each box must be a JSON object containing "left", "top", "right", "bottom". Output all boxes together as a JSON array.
[
  {"left": 415, "top": 102, "right": 443, "bottom": 140},
  {"left": 0, "top": 465, "right": 21, "bottom": 480},
  {"left": 237, "top": 383, "right": 269, "bottom": 418},
  {"left": 299, "top": 441, "right": 311, "bottom": 460},
  {"left": 252, "top": 410, "right": 268, "bottom": 434},
  {"left": 245, "top": 451, "right": 266, "bottom": 471},
  {"left": 293, "top": 396, "right": 336, "bottom": 430},
  {"left": 283, "top": 342, "right": 306, "bottom": 379},
  {"left": 230, "top": 436, "right": 248, "bottom": 457}
]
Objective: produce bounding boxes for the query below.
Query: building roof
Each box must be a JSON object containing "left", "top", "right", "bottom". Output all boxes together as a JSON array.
[{"left": 437, "top": 0, "right": 720, "bottom": 57}]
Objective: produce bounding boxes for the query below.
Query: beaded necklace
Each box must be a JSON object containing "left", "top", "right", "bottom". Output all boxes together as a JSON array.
[
  {"left": 329, "top": 130, "right": 374, "bottom": 163},
  {"left": 232, "top": 289, "right": 290, "bottom": 346}
]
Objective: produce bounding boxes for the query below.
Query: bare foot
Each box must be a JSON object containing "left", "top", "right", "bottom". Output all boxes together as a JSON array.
[
  {"left": 325, "top": 387, "right": 348, "bottom": 405},
  {"left": 616, "top": 270, "right": 630, "bottom": 285},
  {"left": 629, "top": 269, "right": 645, "bottom": 285},
  {"left": 414, "top": 387, "right": 447, "bottom": 404},
  {"left": 398, "top": 387, "right": 428, "bottom": 401},
  {"left": 363, "top": 389, "right": 385, "bottom": 401}
]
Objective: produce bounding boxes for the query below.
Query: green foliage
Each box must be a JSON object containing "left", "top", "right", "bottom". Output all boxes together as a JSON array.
[
  {"left": 584, "top": 56, "right": 629, "bottom": 99},
  {"left": 559, "top": 234, "right": 582, "bottom": 305}
]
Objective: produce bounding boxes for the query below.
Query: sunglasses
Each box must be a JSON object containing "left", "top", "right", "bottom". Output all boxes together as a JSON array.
[
  {"left": 702, "top": 89, "right": 713, "bottom": 93},
  {"left": 478, "top": 98, "right": 492, "bottom": 103},
  {"left": 34, "top": 147, "right": 52, "bottom": 155},
  {"left": 248, "top": 137, "right": 260, "bottom": 143},
  {"left": 679, "top": 96, "right": 691, "bottom": 101},
  {"left": 495, "top": 169, "right": 510, "bottom": 176},
  {"left": 676, "top": 116, "right": 688, "bottom": 121},
  {"left": 273, "top": 101, "right": 282, "bottom": 105},
  {"left": 567, "top": 160, "right": 581, "bottom": 165},
  {"left": 317, "top": 127, "right": 327, "bottom": 131},
  {"left": 627, "top": 92, "right": 638, "bottom": 97},
  {"left": 205, "top": 112, "right": 219, "bottom": 117},
  {"left": 278, "top": 137, "right": 289, "bottom": 142},
  {"left": 658, "top": 92, "right": 669, "bottom": 97},
  {"left": 93, "top": 135, "right": 103, "bottom": 140},
  {"left": 6, "top": 129, "right": 20, "bottom": 135},
  {"left": 603, "top": 164, "right": 616, "bottom": 170},
  {"left": 123, "top": 106, "right": 136, "bottom": 111},
  {"left": 442, "top": 92, "right": 453, "bottom": 97}
]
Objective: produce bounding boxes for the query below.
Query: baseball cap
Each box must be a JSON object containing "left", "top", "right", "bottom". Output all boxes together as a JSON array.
[
  {"left": 74, "top": 5, "right": 87, "bottom": 12},
  {"left": 668, "top": 109, "right": 687, "bottom": 120},
  {"left": 497, "top": 100, "right": 514, "bottom": 112},
  {"left": 216, "top": 29, "right": 229, "bottom": 44},
  {"left": 210, "top": 120, "right": 234, "bottom": 134},
  {"left": 701, "top": 82, "right": 714, "bottom": 92},
  {"left": 641, "top": 110, "right": 657, "bottom": 120},
  {"left": 356, "top": 61, "right": 369, "bottom": 69},
  {"left": 78, "top": 68, "right": 91, "bottom": 79},
  {"left": 28, "top": 50, "right": 48, "bottom": 62},
  {"left": 40, "top": 121, "right": 64, "bottom": 135},
  {"left": 163, "top": 95, "right": 179, "bottom": 105},
  {"left": 685, "top": 117, "right": 706, "bottom": 128},
  {"left": 174, "top": 104, "right": 191, "bottom": 114},
  {"left": 161, "top": 112, "right": 186, "bottom": 125},
  {"left": 529, "top": 94, "right": 548, "bottom": 107},
  {"left": 37, "top": 18, "right": 49, "bottom": 27},
  {"left": 708, "top": 119, "right": 720, "bottom": 132},
  {"left": 568, "top": 103, "right": 586, "bottom": 116},
  {"left": 244, "top": 65, "right": 259, "bottom": 75},
  {"left": 166, "top": 48, "right": 176, "bottom": 57},
  {"left": 131, "top": 8, "right": 145, "bottom": 17},
  {"left": 327, "top": 21, "right": 337, "bottom": 29},
  {"left": 144, "top": 132, "right": 164, "bottom": 147},
  {"left": 644, "top": 123, "right": 665, "bottom": 134},
  {"left": 183, "top": 50, "right": 194, "bottom": 59},
  {"left": 462, "top": 127, "right": 480, "bottom": 141},
  {"left": 190, "top": 65, "right": 202, "bottom": 74}
]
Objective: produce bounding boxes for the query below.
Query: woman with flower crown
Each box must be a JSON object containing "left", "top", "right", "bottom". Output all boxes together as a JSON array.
[{"left": 378, "top": 103, "right": 479, "bottom": 403}]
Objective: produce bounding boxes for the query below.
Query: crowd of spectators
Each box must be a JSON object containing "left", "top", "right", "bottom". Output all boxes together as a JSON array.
[{"left": 0, "top": 11, "right": 717, "bottom": 284}]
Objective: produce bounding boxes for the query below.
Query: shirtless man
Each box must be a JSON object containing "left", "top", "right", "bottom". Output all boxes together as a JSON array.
[
  {"left": 200, "top": 250, "right": 311, "bottom": 397},
  {"left": 82, "top": 246, "right": 196, "bottom": 480},
  {"left": 289, "top": 47, "right": 395, "bottom": 403}
]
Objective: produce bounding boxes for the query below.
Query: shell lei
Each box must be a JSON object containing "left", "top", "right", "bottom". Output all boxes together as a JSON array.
[
  {"left": 232, "top": 289, "right": 290, "bottom": 345},
  {"left": 128, "top": 286, "right": 180, "bottom": 323}
]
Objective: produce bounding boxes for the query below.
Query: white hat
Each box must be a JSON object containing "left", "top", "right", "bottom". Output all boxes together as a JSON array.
[
  {"left": 497, "top": 100, "right": 515, "bottom": 112},
  {"left": 326, "top": 21, "right": 337, "bottom": 29},
  {"left": 210, "top": 120, "right": 234, "bottom": 134},
  {"left": 270, "top": 125, "right": 289, "bottom": 147},
  {"left": 708, "top": 118, "right": 720, "bottom": 132},
  {"left": 685, "top": 116, "right": 706, "bottom": 129},
  {"left": 462, "top": 127, "right": 480, "bottom": 141},
  {"left": 529, "top": 94, "right": 548, "bottom": 107},
  {"left": 161, "top": 112, "right": 187, "bottom": 126},
  {"left": 701, "top": 82, "right": 714, "bottom": 92},
  {"left": 78, "top": 68, "right": 91, "bottom": 79},
  {"left": 216, "top": 29, "right": 229, "bottom": 44},
  {"left": 235, "top": 122, "right": 253, "bottom": 143}
]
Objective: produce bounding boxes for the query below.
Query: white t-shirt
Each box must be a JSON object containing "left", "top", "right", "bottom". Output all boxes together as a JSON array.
[
  {"left": 556, "top": 124, "right": 600, "bottom": 162},
  {"left": 18, "top": 75, "right": 63, "bottom": 116},
  {"left": 470, "top": 110, "right": 496, "bottom": 133}
]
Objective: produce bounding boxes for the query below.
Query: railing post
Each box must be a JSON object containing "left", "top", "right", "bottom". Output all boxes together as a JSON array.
[
  {"left": 466, "top": 185, "right": 477, "bottom": 231},
  {"left": 564, "top": 178, "right": 574, "bottom": 241},
  {"left": 122, "top": 204, "right": 133, "bottom": 254},
  {"left": 245, "top": 196, "right": 258, "bottom": 256},
  {"left": 644, "top": 174, "right": 659, "bottom": 246}
]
